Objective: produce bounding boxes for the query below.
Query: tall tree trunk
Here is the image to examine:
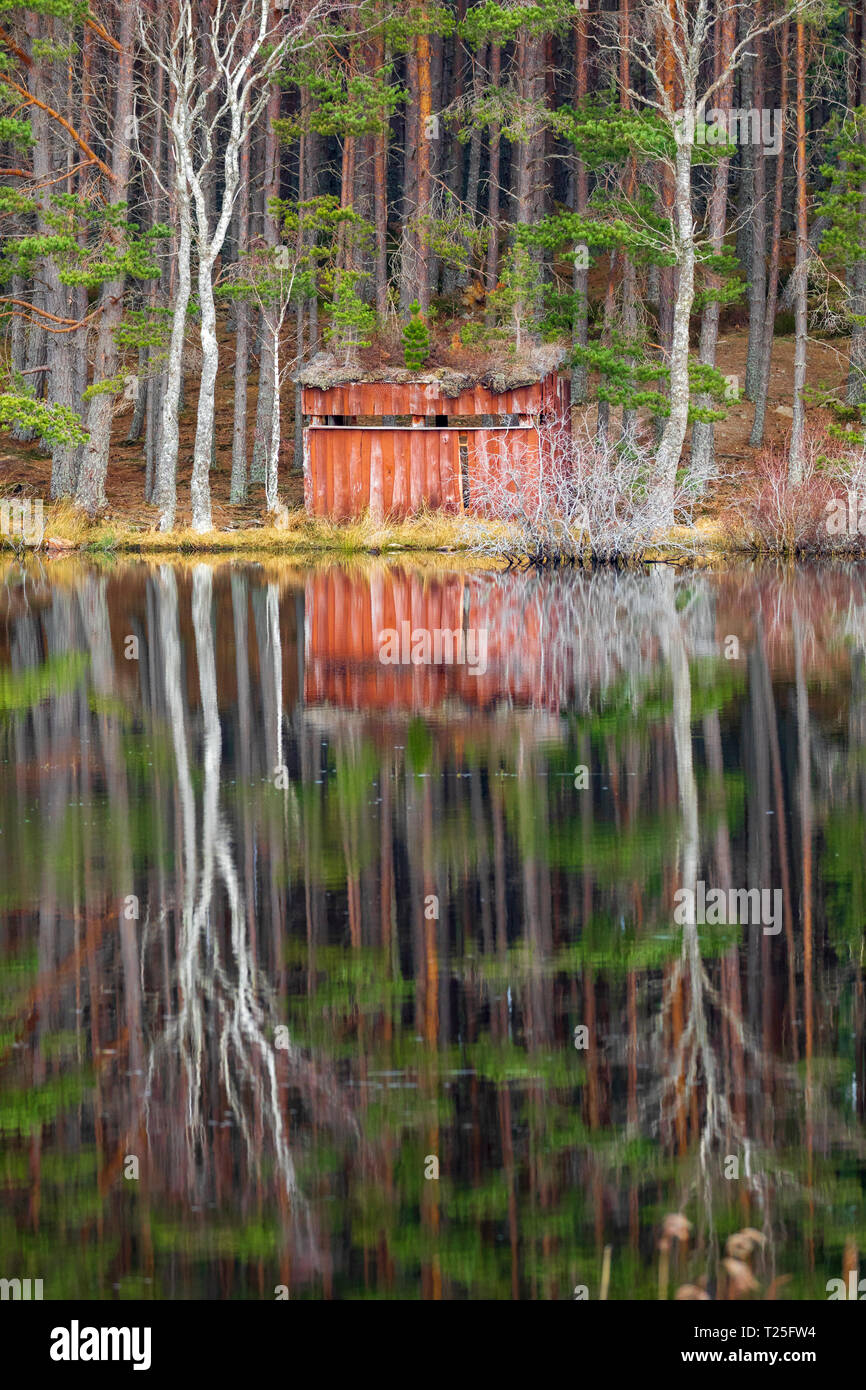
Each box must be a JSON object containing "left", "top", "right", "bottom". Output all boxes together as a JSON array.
[
  {"left": 445, "top": 39, "right": 483, "bottom": 295},
  {"left": 571, "top": 12, "right": 588, "bottom": 408},
  {"left": 25, "top": 21, "right": 77, "bottom": 492},
  {"left": 484, "top": 43, "right": 501, "bottom": 324},
  {"left": 266, "top": 318, "right": 282, "bottom": 510},
  {"left": 75, "top": 1, "right": 136, "bottom": 514},
  {"left": 847, "top": 1, "right": 866, "bottom": 404},
  {"left": 619, "top": 0, "right": 638, "bottom": 439},
  {"left": 514, "top": 33, "right": 542, "bottom": 229},
  {"left": 690, "top": 7, "right": 736, "bottom": 490},
  {"left": 305, "top": 92, "right": 321, "bottom": 353},
  {"left": 751, "top": 19, "right": 790, "bottom": 450},
  {"left": 656, "top": 5, "right": 678, "bottom": 441},
  {"left": 788, "top": 3, "right": 809, "bottom": 483},
  {"left": 745, "top": 19, "right": 767, "bottom": 401},
  {"left": 9, "top": 275, "right": 25, "bottom": 376},
  {"left": 125, "top": 348, "right": 148, "bottom": 442},
  {"left": 655, "top": 137, "right": 696, "bottom": 522},
  {"left": 373, "top": 34, "right": 390, "bottom": 318},
  {"left": 251, "top": 88, "right": 280, "bottom": 487},
  {"left": 596, "top": 253, "right": 618, "bottom": 445},
  {"left": 415, "top": 16, "right": 433, "bottom": 308},
  {"left": 463, "top": 56, "right": 483, "bottom": 220},
  {"left": 190, "top": 254, "right": 218, "bottom": 532},
  {"left": 154, "top": 176, "right": 192, "bottom": 530},
  {"left": 231, "top": 116, "right": 252, "bottom": 504}
]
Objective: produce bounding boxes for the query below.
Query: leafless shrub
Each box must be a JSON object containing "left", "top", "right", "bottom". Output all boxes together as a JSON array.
[
  {"left": 723, "top": 435, "right": 866, "bottom": 555},
  {"left": 470, "top": 417, "right": 693, "bottom": 565}
]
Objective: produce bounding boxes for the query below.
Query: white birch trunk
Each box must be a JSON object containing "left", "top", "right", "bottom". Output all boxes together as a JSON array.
[
  {"left": 190, "top": 254, "right": 219, "bottom": 532},
  {"left": 188, "top": 105, "right": 243, "bottom": 532},
  {"left": 654, "top": 138, "right": 696, "bottom": 524},
  {"left": 266, "top": 323, "right": 281, "bottom": 512},
  {"left": 141, "top": 0, "right": 329, "bottom": 527},
  {"left": 155, "top": 186, "right": 192, "bottom": 531}
]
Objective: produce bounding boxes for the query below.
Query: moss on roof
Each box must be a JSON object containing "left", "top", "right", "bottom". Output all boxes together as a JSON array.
[{"left": 297, "top": 344, "right": 566, "bottom": 396}]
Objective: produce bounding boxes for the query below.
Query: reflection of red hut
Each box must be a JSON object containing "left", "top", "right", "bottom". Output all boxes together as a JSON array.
[
  {"left": 298, "top": 351, "right": 569, "bottom": 520},
  {"left": 304, "top": 567, "right": 573, "bottom": 711}
]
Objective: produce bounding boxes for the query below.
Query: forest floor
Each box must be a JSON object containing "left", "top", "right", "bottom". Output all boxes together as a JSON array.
[{"left": 0, "top": 320, "right": 852, "bottom": 560}]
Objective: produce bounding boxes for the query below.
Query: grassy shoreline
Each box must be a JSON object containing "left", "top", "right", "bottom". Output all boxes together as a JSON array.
[
  {"left": 0, "top": 499, "right": 743, "bottom": 565},
  {"left": 6, "top": 501, "right": 862, "bottom": 565}
]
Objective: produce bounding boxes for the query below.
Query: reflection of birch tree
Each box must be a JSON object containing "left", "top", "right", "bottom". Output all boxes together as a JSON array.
[
  {"left": 145, "top": 565, "right": 305, "bottom": 1228},
  {"left": 77, "top": 575, "right": 144, "bottom": 1123},
  {"left": 643, "top": 569, "right": 866, "bottom": 1292}
]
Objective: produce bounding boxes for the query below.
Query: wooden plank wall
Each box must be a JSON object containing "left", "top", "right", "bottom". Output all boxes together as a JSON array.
[
  {"left": 301, "top": 372, "right": 569, "bottom": 520},
  {"left": 304, "top": 427, "right": 462, "bottom": 519},
  {"left": 301, "top": 379, "right": 546, "bottom": 417}
]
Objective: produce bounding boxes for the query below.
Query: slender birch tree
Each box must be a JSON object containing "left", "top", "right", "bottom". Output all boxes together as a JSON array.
[
  {"left": 601, "top": 0, "right": 822, "bottom": 523},
  {"left": 140, "top": 0, "right": 336, "bottom": 532}
]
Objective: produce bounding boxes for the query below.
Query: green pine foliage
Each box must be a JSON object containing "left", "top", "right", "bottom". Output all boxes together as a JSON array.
[
  {"left": 0, "top": 381, "right": 88, "bottom": 446},
  {"left": 516, "top": 97, "right": 744, "bottom": 426},
  {"left": 218, "top": 196, "right": 371, "bottom": 317},
  {"left": 818, "top": 109, "right": 866, "bottom": 444},
  {"left": 324, "top": 269, "right": 377, "bottom": 367},
  {"left": 459, "top": 0, "right": 574, "bottom": 50},
  {"left": 0, "top": 194, "right": 168, "bottom": 290},
  {"left": 461, "top": 242, "right": 544, "bottom": 355},
  {"left": 402, "top": 301, "right": 430, "bottom": 370}
]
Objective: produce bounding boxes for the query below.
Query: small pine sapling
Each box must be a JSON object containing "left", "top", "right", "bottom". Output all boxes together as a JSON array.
[
  {"left": 488, "top": 243, "right": 543, "bottom": 352},
  {"left": 324, "top": 269, "right": 377, "bottom": 368},
  {"left": 402, "top": 301, "right": 431, "bottom": 370}
]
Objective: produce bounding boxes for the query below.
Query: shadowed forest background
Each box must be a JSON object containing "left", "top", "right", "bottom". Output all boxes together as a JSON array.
[{"left": 0, "top": 0, "right": 866, "bottom": 537}]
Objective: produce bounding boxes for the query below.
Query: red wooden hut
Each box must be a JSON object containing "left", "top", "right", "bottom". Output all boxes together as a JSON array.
[{"left": 298, "top": 353, "right": 569, "bottom": 520}]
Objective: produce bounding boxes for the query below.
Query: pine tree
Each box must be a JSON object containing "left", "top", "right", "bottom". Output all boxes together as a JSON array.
[
  {"left": 819, "top": 108, "right": 866, "bottom": 423},
  {"left": 482, "top": 241, "right": 544, "bottom": 352},
  {"left": 402, "top": 301, "right": 430, "bottom": 369},
  {"left": 325, "top": 269, "right": 377, "bottom": 368}
]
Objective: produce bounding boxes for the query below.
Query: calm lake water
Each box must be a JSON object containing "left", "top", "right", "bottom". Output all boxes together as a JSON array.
[{"left": 2, "top": 557, "right": 866, "bottom": 1300}]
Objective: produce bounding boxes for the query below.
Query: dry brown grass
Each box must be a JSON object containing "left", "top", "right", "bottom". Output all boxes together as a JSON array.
[
  {"left": 0, "top": 499, "right": 735, "bottom": 564},
  {"left": 0, "top": 499, "right": 517, "bottom": 560}
]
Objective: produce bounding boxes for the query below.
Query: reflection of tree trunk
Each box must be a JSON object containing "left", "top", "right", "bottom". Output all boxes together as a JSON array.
[
  {"left": 380, "top": 754, "right": 394, "bottom": 1039},
  {"left": 150, "top": 566, "right": 306, "bottom": 1223},
  {"left": 657, "top": 574, "right": 712, "bottom": 1195},
  {"left": 336, "top": 735, "right": 363, "bottom": 948},
  {"left": 491, "top": 774, "right": 508, "bottom": 1042},
  {"left": 470, "top": 759, "right": 493, "bottom": 956},
  {"left": 794, "top": 610, "right": 814, "bottom": 1268},
  {"left": 755, "top": 613, "right": 797, "bottom": 1057},
  {"left": 746, "top": 641, "right": 772, "bottom": 1049},
  {"left": 78, "top": 576, "right": 144, "bottom": 1112},
  {"left": 517, "top": 743, "right": 554, "bottom": 1049},
  {"left": 498, "top": 1085, "right": 519, "bottom": 1299},
  {"left": 420, "top": 769, "right": 441, "bottom": 1298},
  {"left": 627, "top": 968, "right": 639, "bottom": 1246},
  {"left": 660, "top": 572, "right": 699, "bottom": 915},
  {"left": 231, "top": 572, "right": 256, "bottom": 938}
]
